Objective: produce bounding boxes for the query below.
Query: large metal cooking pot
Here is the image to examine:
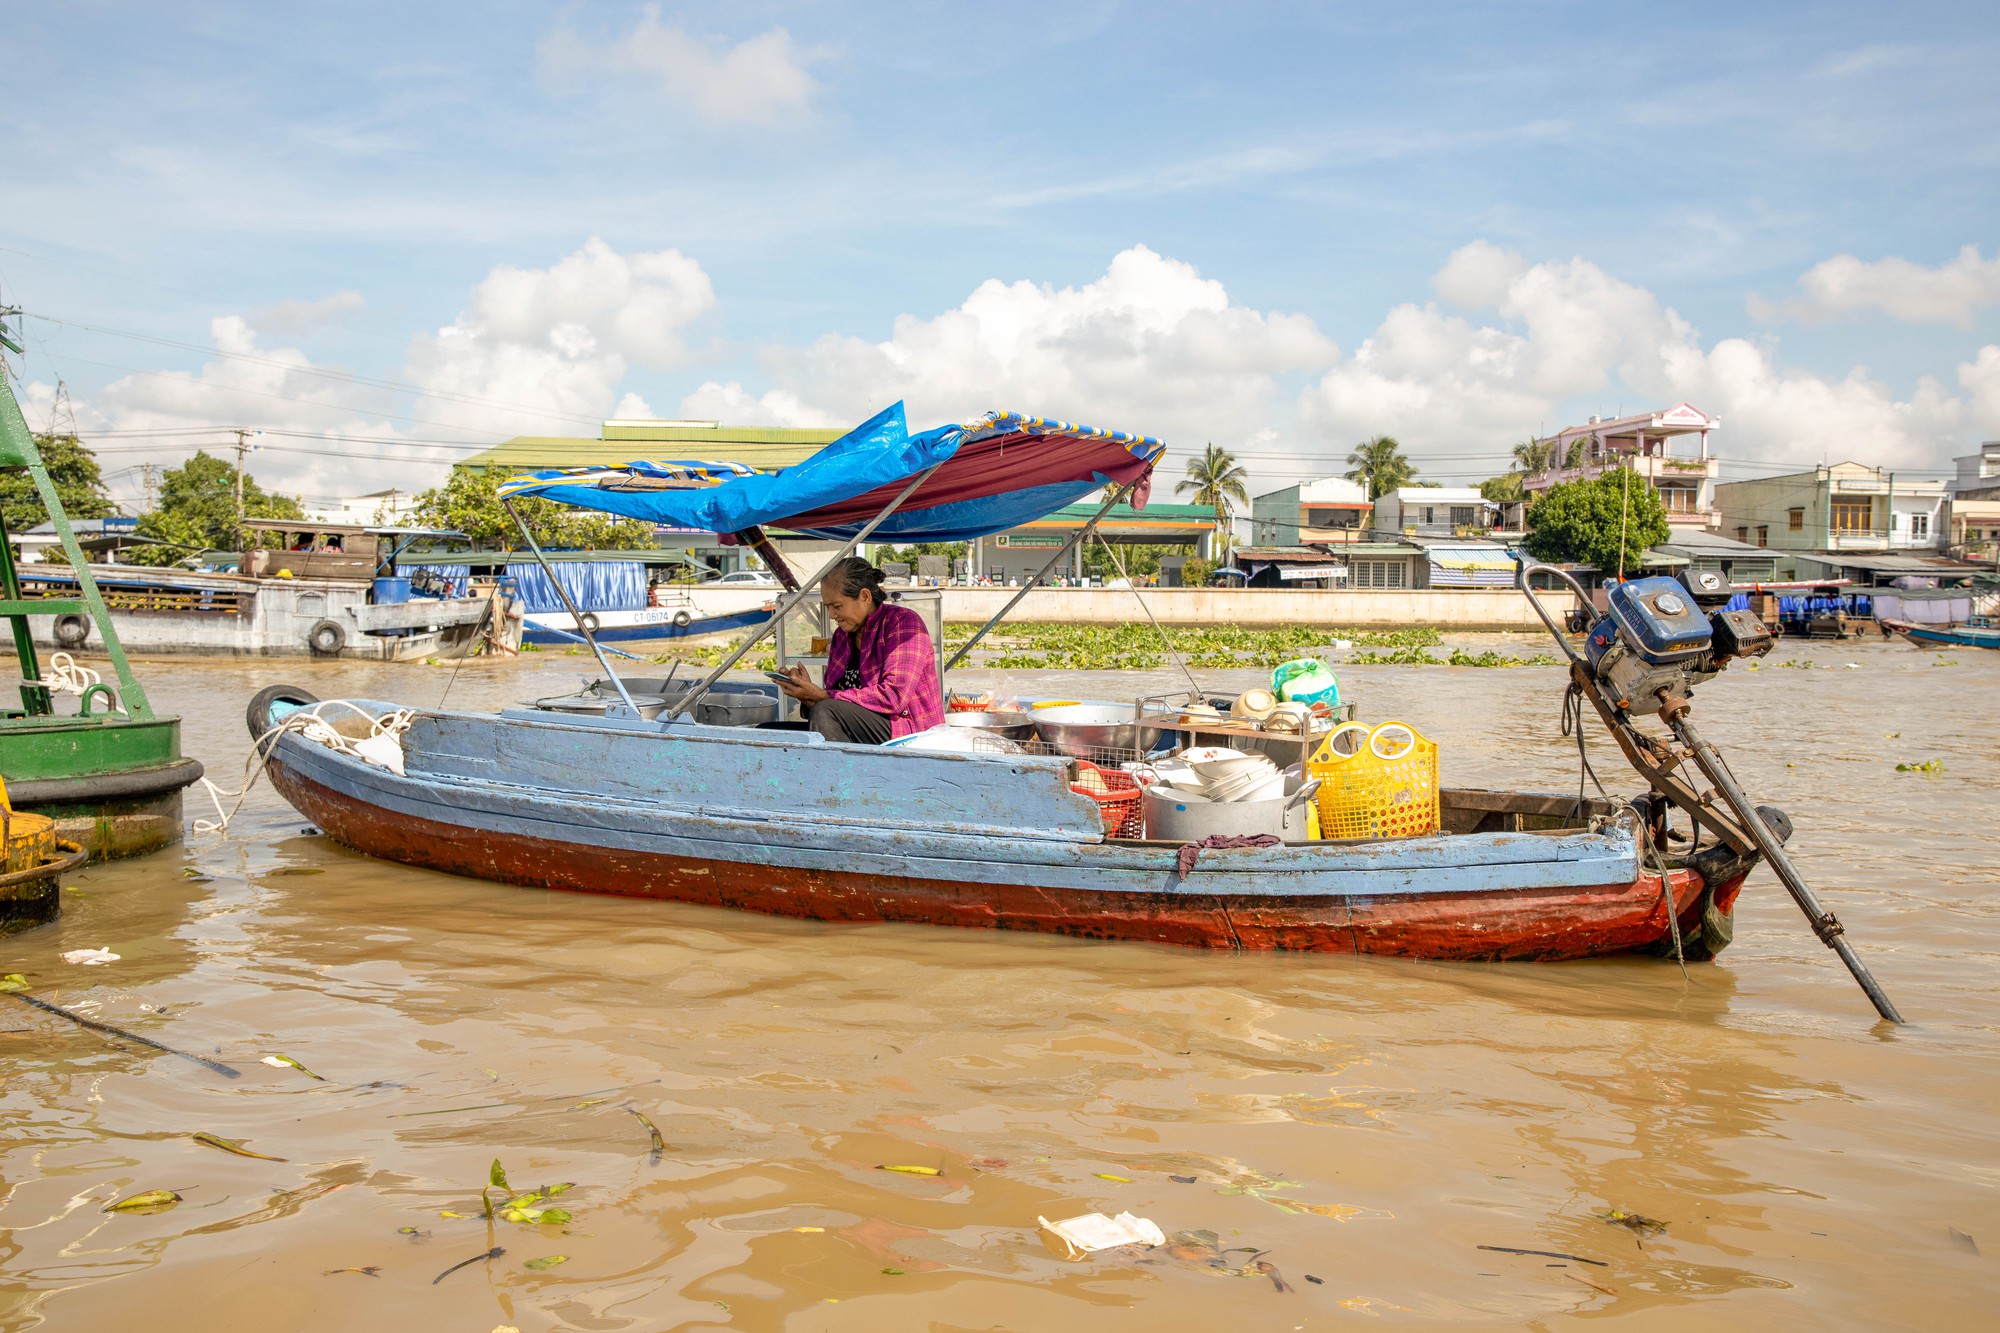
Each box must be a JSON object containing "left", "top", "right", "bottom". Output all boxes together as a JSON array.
[
  {"left": 943, "top": 710, "right": 1037, "bottom": 741},
  {"left": 1142, "top": 777, "right": 1320, "bottom": 844},
  {"left": 1030, "top": 703, "right": 1169, "bottom": 758}
]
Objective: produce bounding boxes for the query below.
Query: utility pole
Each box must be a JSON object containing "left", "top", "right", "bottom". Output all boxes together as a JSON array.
[
  {"left": 139, "top": 462, "right": 159, "bottom": 512},
  {"left": 232, "top": 428, "right": 254, "bottom": 521}
]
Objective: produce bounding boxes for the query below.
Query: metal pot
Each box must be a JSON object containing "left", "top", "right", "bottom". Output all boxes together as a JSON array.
[
  {"left": 532, "top": 691, "right": 668, "bottom": 720},
  {"left": 1142, "top": 777, "right": 1320, "bottom": 843},
  {"left": 1030, "top": 703, "right": 1170, "bottom": 758},
  {"left": 943, "top": 710, "right": 1037, "bottom": 741}
]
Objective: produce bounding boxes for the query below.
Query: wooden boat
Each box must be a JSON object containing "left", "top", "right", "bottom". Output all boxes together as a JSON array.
[
  {"left": 1879, "top": 616, "right": 2000, "bottom": 650},
  {"left": 248, "top": 687, "right": 1758, "bottom": 960},
  {"left": 18, "top": 523, "right": 520, "bottom": 661},
  {"left": 241, "top": 403, "right": 1805, "bottom": 962}
]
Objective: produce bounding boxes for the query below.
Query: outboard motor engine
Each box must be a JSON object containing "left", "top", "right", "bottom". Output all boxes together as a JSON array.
[{"left": 1583, "top": 572, "right": 1774, "bottom": 712}]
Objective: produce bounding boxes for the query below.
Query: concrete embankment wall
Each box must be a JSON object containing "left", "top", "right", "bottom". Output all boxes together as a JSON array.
[{"left": 681, "top": 587, "right": 1571, "bottom": 630}]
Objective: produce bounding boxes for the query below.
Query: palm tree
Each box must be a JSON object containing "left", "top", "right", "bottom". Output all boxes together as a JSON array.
[
  {"left": 1512, "top": 437, "right": 1556, "bottom": 475},
  {"left": 1176, "top": 443, "right": 1250, "bottom": 553},
  {"left": 1345, "top": 435, "right": 1414, "bottom": 501}
]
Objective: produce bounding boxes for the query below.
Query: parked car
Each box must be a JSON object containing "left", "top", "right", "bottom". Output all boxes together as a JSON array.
[{"left": 716, "top": 570, "right": 780, "bottom": 586}]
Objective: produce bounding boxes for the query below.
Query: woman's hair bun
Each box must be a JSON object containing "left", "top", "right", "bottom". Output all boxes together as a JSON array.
[{"left": 825, "top": 555, "right": 886, "bottom": 601}]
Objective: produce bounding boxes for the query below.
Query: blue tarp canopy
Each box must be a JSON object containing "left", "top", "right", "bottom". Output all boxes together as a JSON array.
[{"left": 497, "top": 403, "right": 1164, "bottom": 543}]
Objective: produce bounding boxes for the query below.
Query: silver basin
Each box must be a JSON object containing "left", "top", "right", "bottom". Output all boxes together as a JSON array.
[
  {"left": 1030, "top": 703, "right": 1169, "bottom": 758},
  {"left": 943, "top": 710, "right": 1038, "bottom": 741}
]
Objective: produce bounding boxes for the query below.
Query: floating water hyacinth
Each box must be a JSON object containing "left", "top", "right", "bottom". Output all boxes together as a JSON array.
[{"left": 261, "top": 1055, "right": 326, "bottom": 1081}]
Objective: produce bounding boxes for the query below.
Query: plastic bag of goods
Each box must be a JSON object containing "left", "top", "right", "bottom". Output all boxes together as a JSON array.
[{"left": 1271, "top": 657, "right": 1340, "bottom": 707}]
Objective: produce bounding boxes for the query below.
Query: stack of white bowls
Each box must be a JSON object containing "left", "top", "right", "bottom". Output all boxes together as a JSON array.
[{"left": 1145, "top": 747, "right": 1284, "bottom": 803}]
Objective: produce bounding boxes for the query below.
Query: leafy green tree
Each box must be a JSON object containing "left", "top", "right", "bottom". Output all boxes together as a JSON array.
[
  {"left": 1523, "top": 467, "right": 1670, "bottom": 577},
  {"left": 1180, "top": 555, "right": 1214, "bottom": 587},
  {"left": 411, "top": 466, "right": 655, "bottom": 550},
  {"left": 0, "top": 433, "right": 113, "bottom": 535},
  {"left": 128, "top": 450, "right": 306, "bottom": 565},
  {"left": 1344, "top": 435, "right": 1414, "bottom": 501},
  {"left": 1480, "top": 472, "right": 1526, "bottom": 504},
  {"left": 1175, "top": 443, "right": 1250, "bottom": 552}
]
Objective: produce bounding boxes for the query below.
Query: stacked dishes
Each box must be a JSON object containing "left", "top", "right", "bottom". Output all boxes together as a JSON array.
[{"left": 1147, "top": 748, "right": 1283, "bottom": 803}]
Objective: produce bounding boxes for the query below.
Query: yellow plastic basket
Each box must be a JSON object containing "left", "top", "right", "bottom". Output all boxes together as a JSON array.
[{"left": 1308, "top": 720, "right": 1439, "bottom": 840}]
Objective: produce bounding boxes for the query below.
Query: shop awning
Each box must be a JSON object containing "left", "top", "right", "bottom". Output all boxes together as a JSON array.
[{"left": 1423, "top": 544, "right": 1516, "bottom": 587}]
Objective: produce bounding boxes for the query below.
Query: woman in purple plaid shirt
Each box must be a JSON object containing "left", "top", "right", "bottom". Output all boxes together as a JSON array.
[{"left": 776, "top": 557, "right": 944, "bottom": 744}]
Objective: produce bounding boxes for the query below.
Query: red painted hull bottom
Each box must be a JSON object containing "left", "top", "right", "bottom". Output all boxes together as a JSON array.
[{"left": 274, "top": 769, "right": 1735, "bottom": 961}]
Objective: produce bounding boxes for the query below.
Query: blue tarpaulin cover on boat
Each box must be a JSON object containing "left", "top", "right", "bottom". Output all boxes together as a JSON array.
[
  {"left": 496, "top": 403, "right": 1164, "bottom": 542},
  {"left": 505, "top": 561, "right": 648, "bottom": 614}
]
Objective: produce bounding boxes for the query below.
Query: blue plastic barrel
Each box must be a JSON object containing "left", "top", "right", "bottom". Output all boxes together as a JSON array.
[{"left": 372, "top": 576, "right": 412, "bottom": 604}]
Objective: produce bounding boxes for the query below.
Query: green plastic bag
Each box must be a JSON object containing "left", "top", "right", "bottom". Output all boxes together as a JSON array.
[{"left": 1271, "top": 658, "right": 1339, "bottom": 707}]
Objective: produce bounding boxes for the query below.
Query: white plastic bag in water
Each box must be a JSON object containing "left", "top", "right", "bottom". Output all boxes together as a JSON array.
[{"left": 1037, "top": 1210, "right": 1166, "bottom": 1260}]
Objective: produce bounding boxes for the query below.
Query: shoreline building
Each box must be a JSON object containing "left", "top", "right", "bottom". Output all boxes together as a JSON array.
[
  {"left": 1713, "top": 463, "right": 1947, "bottom": 555},
  {"left": 1946, "top": 441, "right": 2000, "bottom": 559},
  {"left": 1522, "top": 403, "right": 1723, "bottom": 533},
  {"left": 1248, "top": 477, "right": 1373, "bottom": 546},
  {"left": 1370, "top": 486, "right": 1498, "bottom": 539}
]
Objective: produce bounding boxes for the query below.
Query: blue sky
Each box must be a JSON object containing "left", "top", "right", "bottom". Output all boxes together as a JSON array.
[{"left": 3, "top": 1, "right": 1997, "bottom": 505}]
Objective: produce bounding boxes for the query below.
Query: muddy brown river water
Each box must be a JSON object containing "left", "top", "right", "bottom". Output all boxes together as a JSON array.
[{"left": 1, "top": 635, "right": 1995, "bottom": 1331}]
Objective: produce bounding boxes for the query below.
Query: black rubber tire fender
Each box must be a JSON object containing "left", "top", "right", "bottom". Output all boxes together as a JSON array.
[
  {"left": 671, "top": 609, "right": 692, "bottom": 629},
  {"left": 578, "top": 612, "right": 601, "bottom": 635},
  {"left": 306, "top": 619, "right": 346, "bottom": 656},
  {"left": 52, "top": 613, "right": 90, "bottom": 648},
  {"left": 246, "top": 684, "right": 319, "bottom": 740}
]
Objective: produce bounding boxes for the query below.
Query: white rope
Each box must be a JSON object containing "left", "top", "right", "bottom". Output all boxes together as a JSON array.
[
  {"left": 43, "top": 652, "right": 99, "bottom": 694},
  {"left": 194, "top": 701, "right": 415, "bottom": 835}
]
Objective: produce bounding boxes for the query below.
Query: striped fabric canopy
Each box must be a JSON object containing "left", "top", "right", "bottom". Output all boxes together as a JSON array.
[{"left": 496, "top": 402, "right": 1165, "bottom": 542}]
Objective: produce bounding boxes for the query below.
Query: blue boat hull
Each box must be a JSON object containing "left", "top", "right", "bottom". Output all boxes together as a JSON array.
[
  {"left": 1882, "top": 618, "right": 2000, "bottom": 650},
  {"left": 256, "top": 699, "right": 1742, "bottom": 959}
]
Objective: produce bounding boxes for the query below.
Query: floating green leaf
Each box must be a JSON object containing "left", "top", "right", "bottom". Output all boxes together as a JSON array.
[
  {"left": 260, "top": 1054, "right": 326, "bottom": 1081},
  {"left": 525, "top": 1254, "right": 568, "bottom": 1271},
  {"left": 878, "top": 1164, "right": 941, "bottom": 1176},
  {"left": 628, "top": 1108, "right": 665, "bottom": 1163},
  {"left": 0, "top": 974, "right": 27, "bottom": 994},
  {"left": 538, "top": 1208, "right": 572, "bottom": 1226},
  {"left": 1093, "top": 1172, "right": 1132, "bottom": 1183},
  {"left": 489, "top": 1159, "right": 510, "bottom": 1190},
  {"left": 192, "top": 1132, "right": 288, "bottom": 1161},
  {"left": 881, "top": 1267, "right": 905, "bottom": 1276},
  {"left": 104, "top": 1188, "right": 182, "bottom": 1213}
]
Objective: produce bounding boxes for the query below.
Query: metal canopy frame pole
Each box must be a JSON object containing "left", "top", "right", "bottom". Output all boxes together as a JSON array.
[
  {"left": 500, "top": 499, "right": 642, "bottom": 716},
  {"left": 941, "top": 479, "right": 1138, "bottom": 676},
  {"left": 665, "top": 463, "right": 943, "bottom": 724},
  {"left": 734, "top": 525, "right": 800, "bottom": 592}
]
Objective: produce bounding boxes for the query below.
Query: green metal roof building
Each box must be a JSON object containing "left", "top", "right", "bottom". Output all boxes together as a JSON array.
[{"left": 456, "top": 419, "right": 844, "bottom": 476}]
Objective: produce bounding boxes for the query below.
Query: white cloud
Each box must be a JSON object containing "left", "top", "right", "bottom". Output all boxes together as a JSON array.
[
  {"left": 43, "top": 239, "right": 715, "bottom": 507},
  {"left": 249, "top": 289, "right": 364, "bottom": 334},
  {"left": 1301, "top": 242, "right": 1995, "bottom": 472},
  {"left": 405, "top": 236, "right": 713, "bottom": 436},
  {"left": 1763, "top": 245, "right": 2000, "bottom": 327},
  {"left": 682, "top": 245, "right": 1336, "bottom": 449},
  {"left": 538, "top": 6, "right": 823, "bottom": 127}
]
